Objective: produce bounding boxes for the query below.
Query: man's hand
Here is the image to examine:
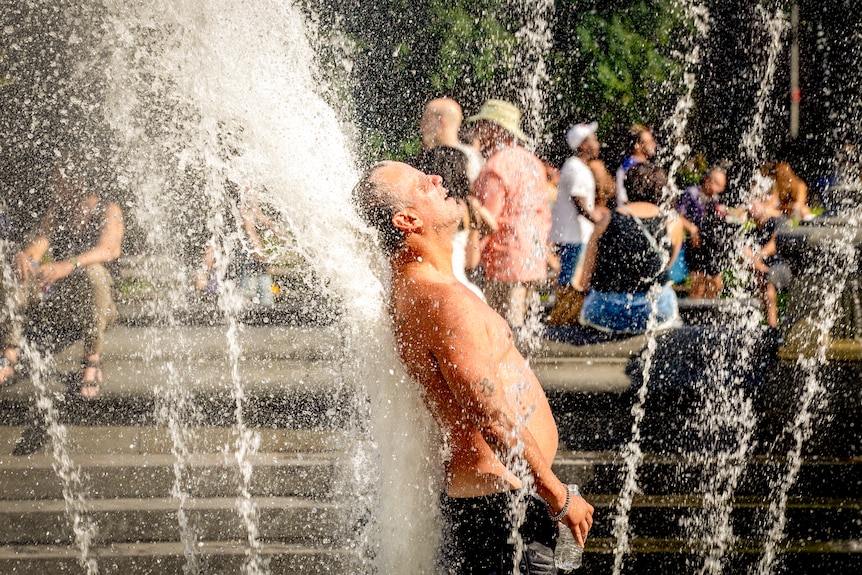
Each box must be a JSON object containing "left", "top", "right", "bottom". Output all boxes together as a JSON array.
[
  {"left": 12, "top": 252, "right": 34, "bottom": 282},
  {"left": 689, "top": 226, "right": 701, "bottom": 248},
  {"left": 562, "top": 495, "right": 594, "bottom": 548}
]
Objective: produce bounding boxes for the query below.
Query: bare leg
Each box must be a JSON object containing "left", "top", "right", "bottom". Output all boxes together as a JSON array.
[
  {"left": 764, "top": 283, "right": 779, "bottom": 327},
  {"left": 704, "top": 274, "right": 724, "bottom": 299},
  {"left": 81, "top": 353, "right": 102, "bottom": 399},
  {"left": 689, "top": 271, "right": 706, "bottom": 298}
]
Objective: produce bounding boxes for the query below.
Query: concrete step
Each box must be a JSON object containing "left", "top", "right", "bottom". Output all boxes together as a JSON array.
[
  {"left": 1, "top": 324, "right": 643, "bottom": 433},
  {"left": 0, "top": 497, "right": 353, "bottom": 546},
  {"left": 0, "top": 542, "right": 363, "bottom": 574},
  {"left": 576, "top": 539, "right": 862, "bottom": 575},
  {"left": 0, "top": 426, "right": 351, "bottom": 500},
  {"left": 553, "top": 452, "right": 862, "bottom": 545}
]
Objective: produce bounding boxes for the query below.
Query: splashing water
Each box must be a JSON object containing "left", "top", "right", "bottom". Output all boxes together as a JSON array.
[
  {"left": 3, "top": 0, "right": 444, "bottom": 572},
  {"left": 754, "top": 16, "right": 862, "bottom": 572},
  {"left": 659, "top": 0, "right": 712, "bottom": 207},
  {"left": 739, "top": 4, "right": 789, "bottom": 193},
  {"left": 611, "top": 3, "right": 711, "bottom": 573},
  {"left": 505, "top": 0, "right": 554, "bottom": 148},
  {"left": 754, "top": 221, "right": 860, "bottom": 575},
  {"left": 682, "top": 6, "right": 788, "bottom": 574},
  {"left": 0, "top": 209, "right": 99, "bottom": 573}
]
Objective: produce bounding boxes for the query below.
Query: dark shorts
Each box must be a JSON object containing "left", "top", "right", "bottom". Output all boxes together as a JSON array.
[
  {"left": 685, "top": 243, "right": 724, "bottom": 276},
  {"left": 439, "top": 489, "right": 557, "bottom": 575},
  {"left": 555, "top": 243, "right": 585, "bottom": 286}
]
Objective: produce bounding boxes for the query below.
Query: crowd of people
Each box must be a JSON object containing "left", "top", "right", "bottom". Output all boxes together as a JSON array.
[{"left": 407, "top": 96, "right": 814, "bottom": 335}]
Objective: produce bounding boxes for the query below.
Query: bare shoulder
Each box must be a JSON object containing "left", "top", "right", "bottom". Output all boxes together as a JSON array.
[{"left": 392, "top": 268, "right": 506, "bottom": 351}]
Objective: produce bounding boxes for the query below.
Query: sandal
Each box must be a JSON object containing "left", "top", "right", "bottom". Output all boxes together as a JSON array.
[
  {"left": 80, "top": 358, "right": 102, "bottom": 400},
  {"left": 0, "top": 354, "right": 23, "bottom": 387}
]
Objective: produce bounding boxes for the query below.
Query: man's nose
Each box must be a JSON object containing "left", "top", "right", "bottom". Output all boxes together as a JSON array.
[{"left": 430, "top": 174, "right": 443, "bottom": 187}]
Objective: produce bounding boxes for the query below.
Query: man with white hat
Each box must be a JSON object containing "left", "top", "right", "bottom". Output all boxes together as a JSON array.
[
  {"left": 549, "top": 122, "right": 607, "bottom": 289},
  {"left": 468, "top": 99, "right": 551, "bottom": 330}
]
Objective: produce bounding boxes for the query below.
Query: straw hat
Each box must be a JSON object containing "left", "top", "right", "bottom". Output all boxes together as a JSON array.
[{"left": 467, "top": 99, "right": 528, "bottom": 142}]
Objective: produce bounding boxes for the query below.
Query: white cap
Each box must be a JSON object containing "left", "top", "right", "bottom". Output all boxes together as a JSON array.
[{"left": 566, "top": 122, "right": 598, "bottom": 151}]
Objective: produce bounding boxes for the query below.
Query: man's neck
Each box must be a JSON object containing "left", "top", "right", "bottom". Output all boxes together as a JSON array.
[
  {"left": 483, "top": 140, "right": 515, "bottom": 159},
  {"left": 424, "top": 132, "right": 460, "bottom": 150},
  {"left": 391, "top": 241, "right": 453, "bottom": 277}
]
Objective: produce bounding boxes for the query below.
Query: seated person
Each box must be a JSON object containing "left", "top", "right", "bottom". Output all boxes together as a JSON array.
[
  {"left": 744, "top": 200, "right": 791, "bottom": 328},
  {"left": 1, "top": 156, "right": 124, "bottom": 398},
  {"left": 578, "top": 162, "right": 683, "bottom": 334},
  {"left": 237, "top": 186, "right": 290, "bottom": 308},
  {"left": 675, "top": 166, "right": 729, "bottom": 298},
  {"left": 760, "top": 161, "right": 812, "bottom": 221}
]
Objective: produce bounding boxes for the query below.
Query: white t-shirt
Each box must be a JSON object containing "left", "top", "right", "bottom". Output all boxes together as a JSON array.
[
  {"left": 454, "top": 142, "right": 485, "bottom": 184},
  {"left": 549, "top": 156, "right": 595, "bottom": 245}
]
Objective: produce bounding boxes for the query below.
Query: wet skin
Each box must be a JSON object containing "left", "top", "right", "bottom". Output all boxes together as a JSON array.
[{"left": 373, "top": 161, "right": 594, "bottom": 546}]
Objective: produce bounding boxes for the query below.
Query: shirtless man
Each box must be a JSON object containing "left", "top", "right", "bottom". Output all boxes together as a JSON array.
[{"left": 352, "top": 161, "right": 593, "bottom": 574}]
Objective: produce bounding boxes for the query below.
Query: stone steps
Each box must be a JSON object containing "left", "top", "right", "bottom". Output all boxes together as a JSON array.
[
  {"left": 0, "top": 323, "right": 858, "bottom": 573},
  {"left": 0, "top": 542, "right": 361, "bottom": 574},
  {"left": 0, "top": 497, "right": 351, "bottom": 545}
]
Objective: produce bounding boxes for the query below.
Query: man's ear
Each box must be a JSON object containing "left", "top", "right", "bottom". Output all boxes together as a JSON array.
[{"left": 392, "top": 210, "right": 422, "bottom": 233}]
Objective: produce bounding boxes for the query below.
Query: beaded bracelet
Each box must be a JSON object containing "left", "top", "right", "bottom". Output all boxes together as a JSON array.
[{"left": 548, "top": 485, "right": 572, "bottom": 523}]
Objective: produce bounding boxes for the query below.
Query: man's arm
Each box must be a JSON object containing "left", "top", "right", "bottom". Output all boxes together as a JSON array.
[
  {"left": 472, "top": 169, "right": 505, "bottom": 223},
  {"left": 578, "top": 213, "right": 610, "bottom": 292},
  {"left": 428, "top": 299, "right": 593, "bottom": 544}
]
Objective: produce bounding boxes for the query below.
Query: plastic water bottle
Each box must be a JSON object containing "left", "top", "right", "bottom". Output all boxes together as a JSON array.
[{"left": 554, "top": 484, "right": 583, "bottom": 572}]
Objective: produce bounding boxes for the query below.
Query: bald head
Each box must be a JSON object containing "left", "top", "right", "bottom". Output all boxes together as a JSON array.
[
  {"left": 420, "top": 98, "right": 463, "bottom": 149},
  {"left": 702, "top": 167, "right": 727, "bottom": 198}
]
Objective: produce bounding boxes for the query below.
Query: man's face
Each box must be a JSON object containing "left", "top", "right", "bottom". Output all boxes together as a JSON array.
[
  {"left": 580, "top": 133, "right": 600, "bottom": 160},
  {"left": 638, "top": 130, "right": 656, "bottom": 158},
  {"left": 703, "top": 171, "right": 727, "bottom": 198},
  {"left": 379, "top": 162, "right": 463, "bottom": 231}
]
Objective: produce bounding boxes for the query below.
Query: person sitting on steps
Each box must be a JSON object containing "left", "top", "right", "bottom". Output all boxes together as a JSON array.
[{"left": 1, "top": 153, "right": 124, "bottom": 399}]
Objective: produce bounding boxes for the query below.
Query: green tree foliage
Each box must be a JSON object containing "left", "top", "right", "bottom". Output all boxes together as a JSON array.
[
  {"left": 305, "top": 0, "right": 686, "bottom": 166},
  {"left": 548, "top": 0, "right": 685, "bottom": 163}
]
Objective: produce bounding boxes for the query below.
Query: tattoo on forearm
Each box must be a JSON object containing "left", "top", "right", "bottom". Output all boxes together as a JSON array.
[{"left": 480, "top": 377, "right": 495, "bottom": 397}]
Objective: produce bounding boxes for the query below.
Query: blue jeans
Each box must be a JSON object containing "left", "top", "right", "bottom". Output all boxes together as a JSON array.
[
  {"left": 556, "top": 243, "right": 585, "bottom": 286},
  {"left": 580, "top": 283, "right": 680, "bottom": 334}
]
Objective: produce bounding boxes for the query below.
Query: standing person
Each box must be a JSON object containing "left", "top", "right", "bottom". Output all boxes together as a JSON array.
[
  {"left": 675, "top": 166, "right": 728, "bottom": 298},
  {"left": 352, "top": 161, "right": 594, "bottom": 574},
  {"left": 549, "top": 122, "right": 608, "bottom": 289},
  {"left": 468, "top": 99, "right": 551, "bottom": 329},
  {"left": 2, "top": 156, "right": 124, "bottom": 398},
  {"left": 745, "top": 200, "right": 792, "bottom": 327},
  {"left": 615, "top": 124, "right": 657, "bottom": 207},
  {"left": 414, "top": 98, "right": 497, "bottom": 301},
  {"left": 415, "top": 98, "right": 473, "bottom": 201}
]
